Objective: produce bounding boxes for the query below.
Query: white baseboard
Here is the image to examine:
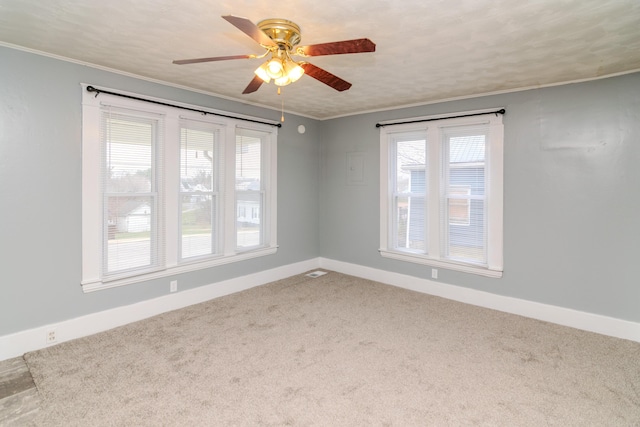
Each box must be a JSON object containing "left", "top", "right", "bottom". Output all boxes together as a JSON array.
[
  {"left": 319, "top": 258, "right": 640, "bottom": 343},
  {"left": 0, "top": 258, "right": 320, "bottom": 361},
  {"left": 3, "top": 257, "right": 638, "bottom": 362}
]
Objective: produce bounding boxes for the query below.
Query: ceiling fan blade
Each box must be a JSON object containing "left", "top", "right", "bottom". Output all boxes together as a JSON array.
[
  {"left": 222, "top": 15, "right": 276, "bottom": 47},
  {"left": 242, "top": 75, "right": 264, "bottom": 94},
  {"left": 300, "top": 63, "right": 352, "bottom": 92},
  {"left": 173, "top": 54, "right": 254, "bottom": 65},
  {"left": 298, "top": 38, "right": 375, "bottom": 57}
]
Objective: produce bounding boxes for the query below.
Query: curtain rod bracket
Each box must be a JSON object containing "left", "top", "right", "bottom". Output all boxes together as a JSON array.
[{"left": 87, "top": 85, "right": 100, "bottom": 98}]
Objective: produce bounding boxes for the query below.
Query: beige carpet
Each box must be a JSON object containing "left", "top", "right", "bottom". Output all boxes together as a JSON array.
[{"left": 24, "top": 271, "right": 640, "bottom": 426}]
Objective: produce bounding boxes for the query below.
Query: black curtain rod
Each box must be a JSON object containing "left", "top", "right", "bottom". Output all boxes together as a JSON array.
[
  {"left": 86, "top": 86, "right": 282, "bottom": 128},
  {"left": 375, "top": 109, "right": 505, "bottom": 128}
]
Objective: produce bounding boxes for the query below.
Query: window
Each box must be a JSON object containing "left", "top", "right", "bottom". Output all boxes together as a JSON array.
[
  {"left": 379, "top": 110, "right": 503, "bottom": 277},
  {"left": 179, "top": 119, "right": 220, "bottom": 261},
  {"left": 236, "top": 130, "right": 265, "bottom": 249},
  {"left": 82, "top": 85, "right": 277, "bottom": 291},
  {"left": 101, "top": 108, "right": 164, "bottom": 276}
]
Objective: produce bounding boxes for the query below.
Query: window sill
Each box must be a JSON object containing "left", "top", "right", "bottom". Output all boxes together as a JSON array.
[
  {"left": 379, "top": 249, "right": 502, "bottom": 278},
  {"left": 81, "top": 246, "right": 278, "bottom": 293}
]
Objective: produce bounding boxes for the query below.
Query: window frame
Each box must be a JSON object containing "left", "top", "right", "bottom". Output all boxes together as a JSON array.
[
  {"left": 100, "top": 107, "right": 165, "bottom": 279},
  {"left": 379, "top": 109, "right": 503, "bottom": 278},
  {"left": 82, "top": 84, "right": 278, "bottom": 292},
  {"left": 177, "top": 117, "right": 223, "bottom": 263}
]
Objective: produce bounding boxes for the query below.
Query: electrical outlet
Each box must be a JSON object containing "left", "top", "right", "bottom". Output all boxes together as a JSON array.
[
  {"left": 170, "top": 280, "right": 177, "bottom": 293},
  {"left": 46, "top": 328, "right": 57, "bottom": 344},
  {"left": 431, "top": 269, "right": 438, "bottom": 279}
]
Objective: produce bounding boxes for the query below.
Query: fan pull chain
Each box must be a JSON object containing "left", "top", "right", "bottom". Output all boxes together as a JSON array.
[{"left": 278, "top": 87, "right": 285, "bottom": 122}]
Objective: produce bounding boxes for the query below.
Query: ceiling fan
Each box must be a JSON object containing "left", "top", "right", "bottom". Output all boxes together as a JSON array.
[{"left": 173, "top": 15, "right": 376, "bottom": 94}]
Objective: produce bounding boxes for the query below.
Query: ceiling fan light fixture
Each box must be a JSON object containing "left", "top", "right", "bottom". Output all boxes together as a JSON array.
[
  {"left": 266, "top": 58, "right": 285, "bottom": 79},
  {"left": 285, "top": 61, "right": 305, "bottom": 83},
  {"left": 274, "top": 59, "right": 305, "bottom": 86},
  {"left": 274, "top": 75, "right": 291, "bottom": 87},
  {"left": 256, "top": 56, "right": 305, "bottom": 87},
  {"left": 254, "top": 63, "right": 271, "bottom": 83}
]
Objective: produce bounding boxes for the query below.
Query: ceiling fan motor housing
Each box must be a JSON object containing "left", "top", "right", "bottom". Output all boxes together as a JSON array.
[{"left": 257, "top": 19, "right": 302, "bottom": 48}]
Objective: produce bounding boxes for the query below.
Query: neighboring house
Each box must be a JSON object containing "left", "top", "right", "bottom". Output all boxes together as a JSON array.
[
  {"left": 404, "top": 137, "right": 486, "bottom": 252},
  {"left": 108, "top": 199, "right": 152, "bottom": 235},
  {"left": 237, "top": 200, "right": 260, "bottom": 226},
  {"left": 119, "top": 203, "right": 151, "bottom": 233},
  {"left": 236, "top": 178, "right": 261, "bottom": 226}
]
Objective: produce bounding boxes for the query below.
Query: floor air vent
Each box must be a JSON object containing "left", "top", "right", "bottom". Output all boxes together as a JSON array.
[{"left": 305, "top": 270, "right": 328, "bottom": 278}]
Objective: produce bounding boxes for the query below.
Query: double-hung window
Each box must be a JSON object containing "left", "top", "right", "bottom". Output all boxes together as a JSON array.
[
  {"left": 82, "top": 85, "right": 277, "bottom": 291},
  {"left": 235, "top": 129, "right": 273, "bottom": 250},
  {"left": 379, "top": 110, "right": 503, "bottom": 277},
  {"left": 179, "top": 118, "right": 221, "bottom": 261},
  {"left": 101, "top": 107, "right": 165, "bottom": 276}
]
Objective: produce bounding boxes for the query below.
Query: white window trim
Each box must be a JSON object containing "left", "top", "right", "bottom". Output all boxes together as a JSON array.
[
  {"left": 81, "top": 84, "right": 278, "bottom": 292},
  {"left": 379, "top": 108, "right": 503, "bottom": 278}
]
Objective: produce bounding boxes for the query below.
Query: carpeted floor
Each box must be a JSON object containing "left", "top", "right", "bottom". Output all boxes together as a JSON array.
[{"left": 23, "top": 271, "right": 640, "bottom": 426}]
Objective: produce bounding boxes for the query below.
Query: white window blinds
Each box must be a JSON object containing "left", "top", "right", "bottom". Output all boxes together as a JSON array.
[
  {"left": 100, "top": 106, "right": 164, "bottom": 278},
  {"left": 392, "top": 133, "right": 427, "bottom": 253},
  {"left": 179, "top": 119, "right": 222, "bottom": 260},
  {"left": 441, "top": 125, "right": 488, "bottom": 265},
  {"left": 236, "top": 129, "right": 264, "bottom": 250}
]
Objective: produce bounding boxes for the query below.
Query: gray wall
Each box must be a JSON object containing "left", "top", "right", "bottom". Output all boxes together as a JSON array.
[
  {"left": 2, "top": 44, "right": 639, "bottom": 338},
  {"left": 0, "top": 46, "right": 320, "bottom": 336},
  {"left": 319, "top": 72, "right": 640, "bottom": 323}
]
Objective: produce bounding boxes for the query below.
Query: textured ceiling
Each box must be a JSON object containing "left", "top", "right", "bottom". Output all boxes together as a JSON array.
[{"left": 1, "top": 0, "right": 640, "bottom": 119}]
